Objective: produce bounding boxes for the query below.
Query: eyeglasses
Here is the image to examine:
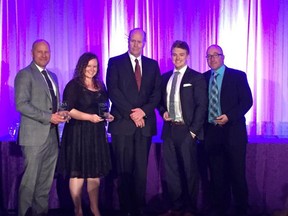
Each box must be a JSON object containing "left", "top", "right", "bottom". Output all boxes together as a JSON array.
[{"left": 206, "top": 54, "right": 223, "bottom": 59}]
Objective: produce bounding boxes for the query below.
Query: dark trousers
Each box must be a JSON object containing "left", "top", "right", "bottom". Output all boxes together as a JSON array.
[
  {"left": 205, "top": 123, "right": 248, "bottom": 215},
  {"left": 162, "top": 124, "right": 198, "bottom": 213},
  {"left": 111, "top": 129, "right": 151, "bottom": 213}
]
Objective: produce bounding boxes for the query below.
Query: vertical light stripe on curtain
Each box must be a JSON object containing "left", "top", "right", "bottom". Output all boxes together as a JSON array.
[{"left": 1, "top": 0, "right": 288, "bottom": 137}]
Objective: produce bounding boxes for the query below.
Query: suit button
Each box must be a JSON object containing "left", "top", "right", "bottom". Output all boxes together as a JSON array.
[{"left": 49, "top": 108, "right": 52, "bottom": 110}]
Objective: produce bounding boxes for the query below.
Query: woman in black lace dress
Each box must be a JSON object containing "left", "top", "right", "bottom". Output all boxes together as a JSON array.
[{"left": 58, "top": 52, "right": 113, "bottom": 216}]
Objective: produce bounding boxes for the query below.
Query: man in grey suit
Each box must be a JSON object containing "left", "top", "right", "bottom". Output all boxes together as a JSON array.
[{"left": 14, "top": 39, "right": 67, "bottom": 216}]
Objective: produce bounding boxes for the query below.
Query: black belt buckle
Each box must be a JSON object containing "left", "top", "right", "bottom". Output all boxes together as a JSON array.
[{"left": 171, "top": 121, "right": 185, "bottom": 126}]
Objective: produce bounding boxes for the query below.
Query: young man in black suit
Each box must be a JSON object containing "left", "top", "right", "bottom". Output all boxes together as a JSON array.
[
  {"left": 106, "top": 28, "right": 161, "bottom": 216},
  {"left": 158, "top": 40, "right": 208, "bottom": 216},
  {"left": 203, "top": 44, "right": 253, "bottom": 216}
]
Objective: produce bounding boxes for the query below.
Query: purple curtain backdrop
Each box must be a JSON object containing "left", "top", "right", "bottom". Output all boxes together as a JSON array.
[{"left": 1, "top": 0, "right": 288, "bottom": 137}]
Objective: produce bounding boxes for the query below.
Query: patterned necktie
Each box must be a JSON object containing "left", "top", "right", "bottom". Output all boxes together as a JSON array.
[
  {"left": 209, "top": 71, "right": 219, "bottom": 121},
  {"left": 41, "top": 70, "right": 57, "bottom": 113},
  {"left": 169, "top": 71, "right": 180, "bottom": 120},
  {"left": 135, "top": 59, "right": 141, "bottom": 91}
]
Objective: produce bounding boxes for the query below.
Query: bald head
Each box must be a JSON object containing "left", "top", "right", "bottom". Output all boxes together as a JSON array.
[
  {"left": 31, "top": 39, "right": 51, "bottom": 68},
  {"left": 206, "top": 44, "right": 225, "bottom": 70},
  {"left": 128, "top": 28, "right": 146, "bottom": 57}
]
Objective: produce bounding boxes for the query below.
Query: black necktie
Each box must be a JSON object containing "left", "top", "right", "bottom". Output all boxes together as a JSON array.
[{"left": 41, "top": 70, "right": 57, "bottom": 113}]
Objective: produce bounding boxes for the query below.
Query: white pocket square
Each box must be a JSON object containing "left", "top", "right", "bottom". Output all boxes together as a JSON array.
[{"left": 183, "top": 83, "right": 192, "bottom": 87}]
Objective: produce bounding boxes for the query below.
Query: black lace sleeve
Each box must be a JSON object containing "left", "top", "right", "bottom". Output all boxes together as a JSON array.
[{"left": 62, "top": 79, "right": 80, "bottom": 111}]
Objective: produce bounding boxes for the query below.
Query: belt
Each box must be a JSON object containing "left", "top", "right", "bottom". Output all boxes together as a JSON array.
[
  {"left": 208, "top": 122, "right": 222, "bottom": 127},
  {"left": 170, "top": 121, "right": 185, "bottom": 126}
]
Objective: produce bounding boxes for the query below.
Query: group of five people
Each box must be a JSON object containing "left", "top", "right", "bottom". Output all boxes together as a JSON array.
[{"left": 14, "top": 28, "right": 252, "bottom": 216}]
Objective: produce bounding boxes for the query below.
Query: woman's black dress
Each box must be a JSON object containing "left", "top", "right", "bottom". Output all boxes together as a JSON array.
[{"left": 58, "top": 78, "right": 111, "bottom": 178}]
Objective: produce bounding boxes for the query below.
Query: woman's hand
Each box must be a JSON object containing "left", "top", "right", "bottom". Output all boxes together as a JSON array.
[
  {"left": 106, "top": 113, "right": 114, "bottom": 122},
  {"left": 89, "top": 114, "right": 104, "bottom": 123}
]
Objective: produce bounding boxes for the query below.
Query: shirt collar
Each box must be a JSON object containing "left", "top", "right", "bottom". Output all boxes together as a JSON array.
[
  {"left": 174, "top": 65, "right": 187, "bottom": 74},
  {"left": 34, "top": 63, "right": 46, "bottom": 73},
  {"left": 212, "top": 64, "right": 225, "bottom": 76},
  {"left": 128, "top": 52, "right": 142, "bottom": 62}
]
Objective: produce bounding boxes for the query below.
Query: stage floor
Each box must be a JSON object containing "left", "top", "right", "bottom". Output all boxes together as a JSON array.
[{"left": 1, "top": 136, "right": 288, "bottom": 215}]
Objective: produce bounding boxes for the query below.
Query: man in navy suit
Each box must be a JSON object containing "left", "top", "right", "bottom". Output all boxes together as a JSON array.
[
  {"left": 106, "top": 28, "right": 161, "bottom": 216},
  {"left": 203, "top": 44, "right": 253, "bottom": 216},
  {"left": 158, "top": 40, "right": 207, "bottom": 216}
]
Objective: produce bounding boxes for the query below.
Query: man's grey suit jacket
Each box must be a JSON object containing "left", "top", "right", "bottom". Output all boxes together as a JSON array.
[{"left": 14, "top": 62, "right": 60, "bottom": 146}]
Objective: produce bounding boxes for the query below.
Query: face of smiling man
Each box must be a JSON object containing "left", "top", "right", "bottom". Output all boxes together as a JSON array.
[
  {"left": 32, "top": 40, "right": 51, "bottom": 68},
  {"left": 206, "top": 45, "right": 225, "bottom": 70},
  {"left": 171, "top": 47, "right": 189, "bottom": 70}
]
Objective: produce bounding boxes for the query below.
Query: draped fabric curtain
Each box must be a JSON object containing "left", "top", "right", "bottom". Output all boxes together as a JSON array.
[{"left": 1, "top": 0, "right": 288, "bottom": 137}]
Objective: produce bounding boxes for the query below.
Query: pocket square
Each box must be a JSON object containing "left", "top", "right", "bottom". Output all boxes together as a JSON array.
[{"left": 183, "top": 83, "right": 192, "bottom": 87}]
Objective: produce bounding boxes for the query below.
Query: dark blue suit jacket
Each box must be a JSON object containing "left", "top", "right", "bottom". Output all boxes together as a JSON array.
[
  {"left": 203, "top": 66, "right": 253, "bottom": 141},
  {"left": 158, "top": 67, "right": 208, "bottom": 140},
  {"left": 106, "top": 52, "right": 161, "bottom": 136}
]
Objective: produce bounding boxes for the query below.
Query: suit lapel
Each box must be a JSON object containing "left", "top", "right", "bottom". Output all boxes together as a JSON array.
[
  {"left": 48, "top": 70, "right": 60, "bottom": 105},
  {"left": 220, "top": 67, "right": 229, "bottom": 101},
  {"left": 30, "top": 63, "right": 51, "bottom": 99},
  {"left": 140, "top": 56, "right": 149, "bottom": 92},
  {"left": 163, "top": 71, "right": 173, "bottom": 108},
  {"left": 179, "top": 67, "right": 191, "bottom": 95},
  {"left": 30, "top": 63, "right": 57, "bottom": 104}
]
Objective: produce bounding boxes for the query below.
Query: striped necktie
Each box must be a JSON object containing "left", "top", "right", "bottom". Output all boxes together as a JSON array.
[{"left": 209, "top": 71, "right": 219, "bottom": 122}]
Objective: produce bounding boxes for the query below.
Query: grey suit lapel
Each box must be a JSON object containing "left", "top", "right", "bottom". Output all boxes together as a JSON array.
[{"left": 30, "top": 63, "right": 57, "bottom": 104}]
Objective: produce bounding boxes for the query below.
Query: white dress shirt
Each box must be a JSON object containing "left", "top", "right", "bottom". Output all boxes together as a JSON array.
[
  {"left": 166, "top": 65, "right": 187, "bottom": 122},
  {"left": 128, "top": 52, "right": 142, "bottom": 75}
]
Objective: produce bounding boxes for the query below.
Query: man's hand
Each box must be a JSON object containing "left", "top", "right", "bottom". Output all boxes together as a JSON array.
[
  {"left": 190, "top": 131, "right": 196, "bottom": 139},
  {"left": 56, "top": 111, "right": 71, "bottom": 122},
  {"left": 133, "top": 118, "right": 145, "bottom": 128},
  {"left": 105, "top": 113, "right": 114, "bottom": 122},
  {"left": 215, "top": 114, "right": 229, "bottom": 126},
  {"left": 130, "top": 108, "right": 145, "bottom": 121},
  {"left": 50, "top": 113, "right": 68, "bottom": 124},
  {"left": 163, "top": 111, "right": 172, "bottom": 121}
]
